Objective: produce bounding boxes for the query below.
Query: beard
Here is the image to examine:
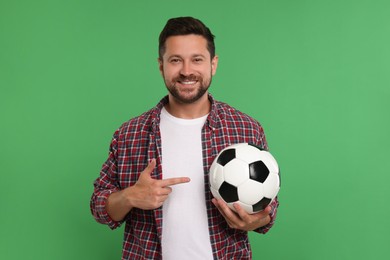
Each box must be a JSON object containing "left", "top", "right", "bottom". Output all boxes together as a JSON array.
[{"left": 164, "top": 72, "right": 213, "bottom": 104}]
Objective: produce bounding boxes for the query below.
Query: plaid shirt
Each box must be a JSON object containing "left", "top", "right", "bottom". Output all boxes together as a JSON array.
[{"left": 91, "top": 94, "right": 279, "bottom": 260}]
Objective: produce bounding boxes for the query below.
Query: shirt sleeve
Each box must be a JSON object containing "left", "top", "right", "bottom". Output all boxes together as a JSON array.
[{"left": 90, "top": 130, "right": 124, "bottom": 230}]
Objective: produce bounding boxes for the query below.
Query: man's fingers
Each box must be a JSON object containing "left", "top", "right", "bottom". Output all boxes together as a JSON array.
[
  {"left": 161, "top": 177, "right": 191, "bottom": 187},
  {"left": 250, "top": 205, "right": 272, "bottom": 218},
  {"left": 139, "top": 159, "right": 190, "bottom": 187},
  {"left": 213, "top": 199, "right": 272, "bottom": 231},
  {"left": 262, "top": 206, "right": 272, "bottom": 215}
]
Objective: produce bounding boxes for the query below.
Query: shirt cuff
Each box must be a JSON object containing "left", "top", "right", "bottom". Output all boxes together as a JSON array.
[{"left": 94, "top": 189, "right": 123, "bottom": 230}]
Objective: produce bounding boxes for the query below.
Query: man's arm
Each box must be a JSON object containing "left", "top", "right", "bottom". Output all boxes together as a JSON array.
[{"left": 90, "top": 132, "right": 122, "bottom": 229}]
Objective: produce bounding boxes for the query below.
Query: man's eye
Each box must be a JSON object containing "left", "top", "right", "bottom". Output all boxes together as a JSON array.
[
  {"left": 170, "top": 59, "right": 181, "bottom": 63},
  {"left": 194, "top": 58, "right": 203, "bottom": 63}
]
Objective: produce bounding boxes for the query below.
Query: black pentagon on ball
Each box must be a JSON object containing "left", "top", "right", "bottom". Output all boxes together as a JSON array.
[
  {"left": 249, "top": 160, "right": 269, "bottom": 183},
  {"left": 217, "top": 148, "right": 236, "bottom": 166},
  {"left": 253, "top": 197, "right": 272, "bottom": 212},
  {"left": 219, "top": 182, "right": 238, "bottom": 203}
]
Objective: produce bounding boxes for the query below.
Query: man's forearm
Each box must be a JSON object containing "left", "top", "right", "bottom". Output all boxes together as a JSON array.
[{"left": 106, "top": 189, "right": 133, "bottom": 222}]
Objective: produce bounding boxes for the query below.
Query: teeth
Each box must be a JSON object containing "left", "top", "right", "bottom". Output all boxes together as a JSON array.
[{"left": 180, "top": 81, "right": 196, "bottom": 85}]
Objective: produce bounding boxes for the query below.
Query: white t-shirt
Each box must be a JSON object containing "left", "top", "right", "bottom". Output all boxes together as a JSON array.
[{"left": 160, "top": 107, "right": 213, "bottom": 260}]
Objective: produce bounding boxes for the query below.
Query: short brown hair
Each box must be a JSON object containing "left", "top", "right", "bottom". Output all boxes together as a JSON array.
[{"left": 159, "top": 17, "right": 216, "bottom": 59}]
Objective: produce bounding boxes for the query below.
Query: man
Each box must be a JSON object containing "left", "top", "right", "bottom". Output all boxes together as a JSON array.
[{"left": 91, "top": 16, "right": 279, "bottom": 259}]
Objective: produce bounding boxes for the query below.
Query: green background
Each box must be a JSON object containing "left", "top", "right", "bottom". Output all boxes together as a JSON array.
[{"left": 1, "top": 0, "right": 389, "bottom": 259}]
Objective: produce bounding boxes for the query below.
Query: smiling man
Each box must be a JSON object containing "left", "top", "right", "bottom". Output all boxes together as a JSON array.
[
  {"left": 159, "top": 34, "right": 217, "bottom": 109},
  {"left": 91, "top": 17, "right": 279, "bottom": 260}
]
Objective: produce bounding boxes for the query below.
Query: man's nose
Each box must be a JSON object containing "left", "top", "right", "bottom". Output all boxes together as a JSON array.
[{"left": 180, "top": 61, "right": 193, "bottom": 76}]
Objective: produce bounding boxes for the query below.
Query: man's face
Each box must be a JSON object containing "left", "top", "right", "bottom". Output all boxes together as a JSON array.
[{"left": 159, "top": 34, "right": 218, "bottom": 104}]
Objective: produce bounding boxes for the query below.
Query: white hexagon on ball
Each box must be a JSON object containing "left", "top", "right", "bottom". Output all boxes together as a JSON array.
[
  {"left": 235, "top": 144, "right": 263, "bottom": 164},
  {"left": 263, "top": 173, "right": 280, "bottom": 198},
  {"left": 223, "top": 159, "right": 249, "bottom": 186},
  {"left": 238, "top": 179, "right": 264, "bottom": 205}
]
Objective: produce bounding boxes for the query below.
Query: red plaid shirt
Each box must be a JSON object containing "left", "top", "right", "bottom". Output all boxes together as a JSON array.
[{"left": 91, "top": 94, "right": 279, "bottom": 260}]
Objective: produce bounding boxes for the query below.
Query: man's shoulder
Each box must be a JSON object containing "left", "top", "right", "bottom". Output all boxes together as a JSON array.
[
  {"left": 115, "top": 96, "right": 167, "bottom": 136},
  {"left": 211, "top": 97, "right": 268, "bottom": 150},
  {"left": 117, "top": 109, "right": 156, "bottom": 134},
  {"left": 213, "top": 99, "right": 260, "bottom": 125}
]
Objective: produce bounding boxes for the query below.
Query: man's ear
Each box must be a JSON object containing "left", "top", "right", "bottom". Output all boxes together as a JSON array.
[
  {"left": 211, "top": 55, "right": 219, "bottom": 76},
  {"left": 158, "top": 58, "right": 163, "bottom": 75}
]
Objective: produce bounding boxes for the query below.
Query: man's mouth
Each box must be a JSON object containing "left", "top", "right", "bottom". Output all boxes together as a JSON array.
[
  {"left": 175, "top": 75, "right": 199, "bottom": 86},
  {"left": 178, "top": 80, "right": 197, "bottom": 85}
]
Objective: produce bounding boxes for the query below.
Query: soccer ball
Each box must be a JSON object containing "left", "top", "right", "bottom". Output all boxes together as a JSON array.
[{"left": 209, "top": 143, "right": 280, "bottom": 214}]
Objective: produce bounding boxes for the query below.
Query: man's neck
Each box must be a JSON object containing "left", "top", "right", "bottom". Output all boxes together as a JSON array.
[{"left": 165, "top": 93, "right": 211, "bottom": 119}]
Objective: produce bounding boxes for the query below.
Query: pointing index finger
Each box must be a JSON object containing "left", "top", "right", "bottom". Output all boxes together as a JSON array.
[{"left": 161, "top": 177, "right": 191, "bottom": 187}]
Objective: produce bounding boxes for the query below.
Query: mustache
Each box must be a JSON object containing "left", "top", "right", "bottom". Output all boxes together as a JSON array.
[{"left": 174, "top": 75, "right": 199, "bottom": 82}]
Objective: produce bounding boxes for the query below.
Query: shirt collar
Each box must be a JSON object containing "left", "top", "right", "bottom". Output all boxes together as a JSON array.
[{"left": 150, "top": 94, "right": 219, "bottom": 131}]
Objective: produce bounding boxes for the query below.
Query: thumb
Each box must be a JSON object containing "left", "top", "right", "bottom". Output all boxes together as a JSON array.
[{"left": 140, "top": 159, "right": 156, "bottom": 178}]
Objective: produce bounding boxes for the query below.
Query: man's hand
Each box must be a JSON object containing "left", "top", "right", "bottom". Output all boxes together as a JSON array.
[
  {"left": 127, "top": 159, "right": 191, "bottom": 209},
  {"left": 107, "top": 159, "right": 190, "bottom": 221},
  {"left": 212, "top": 198, "right": 271, "bottom": 231}
]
